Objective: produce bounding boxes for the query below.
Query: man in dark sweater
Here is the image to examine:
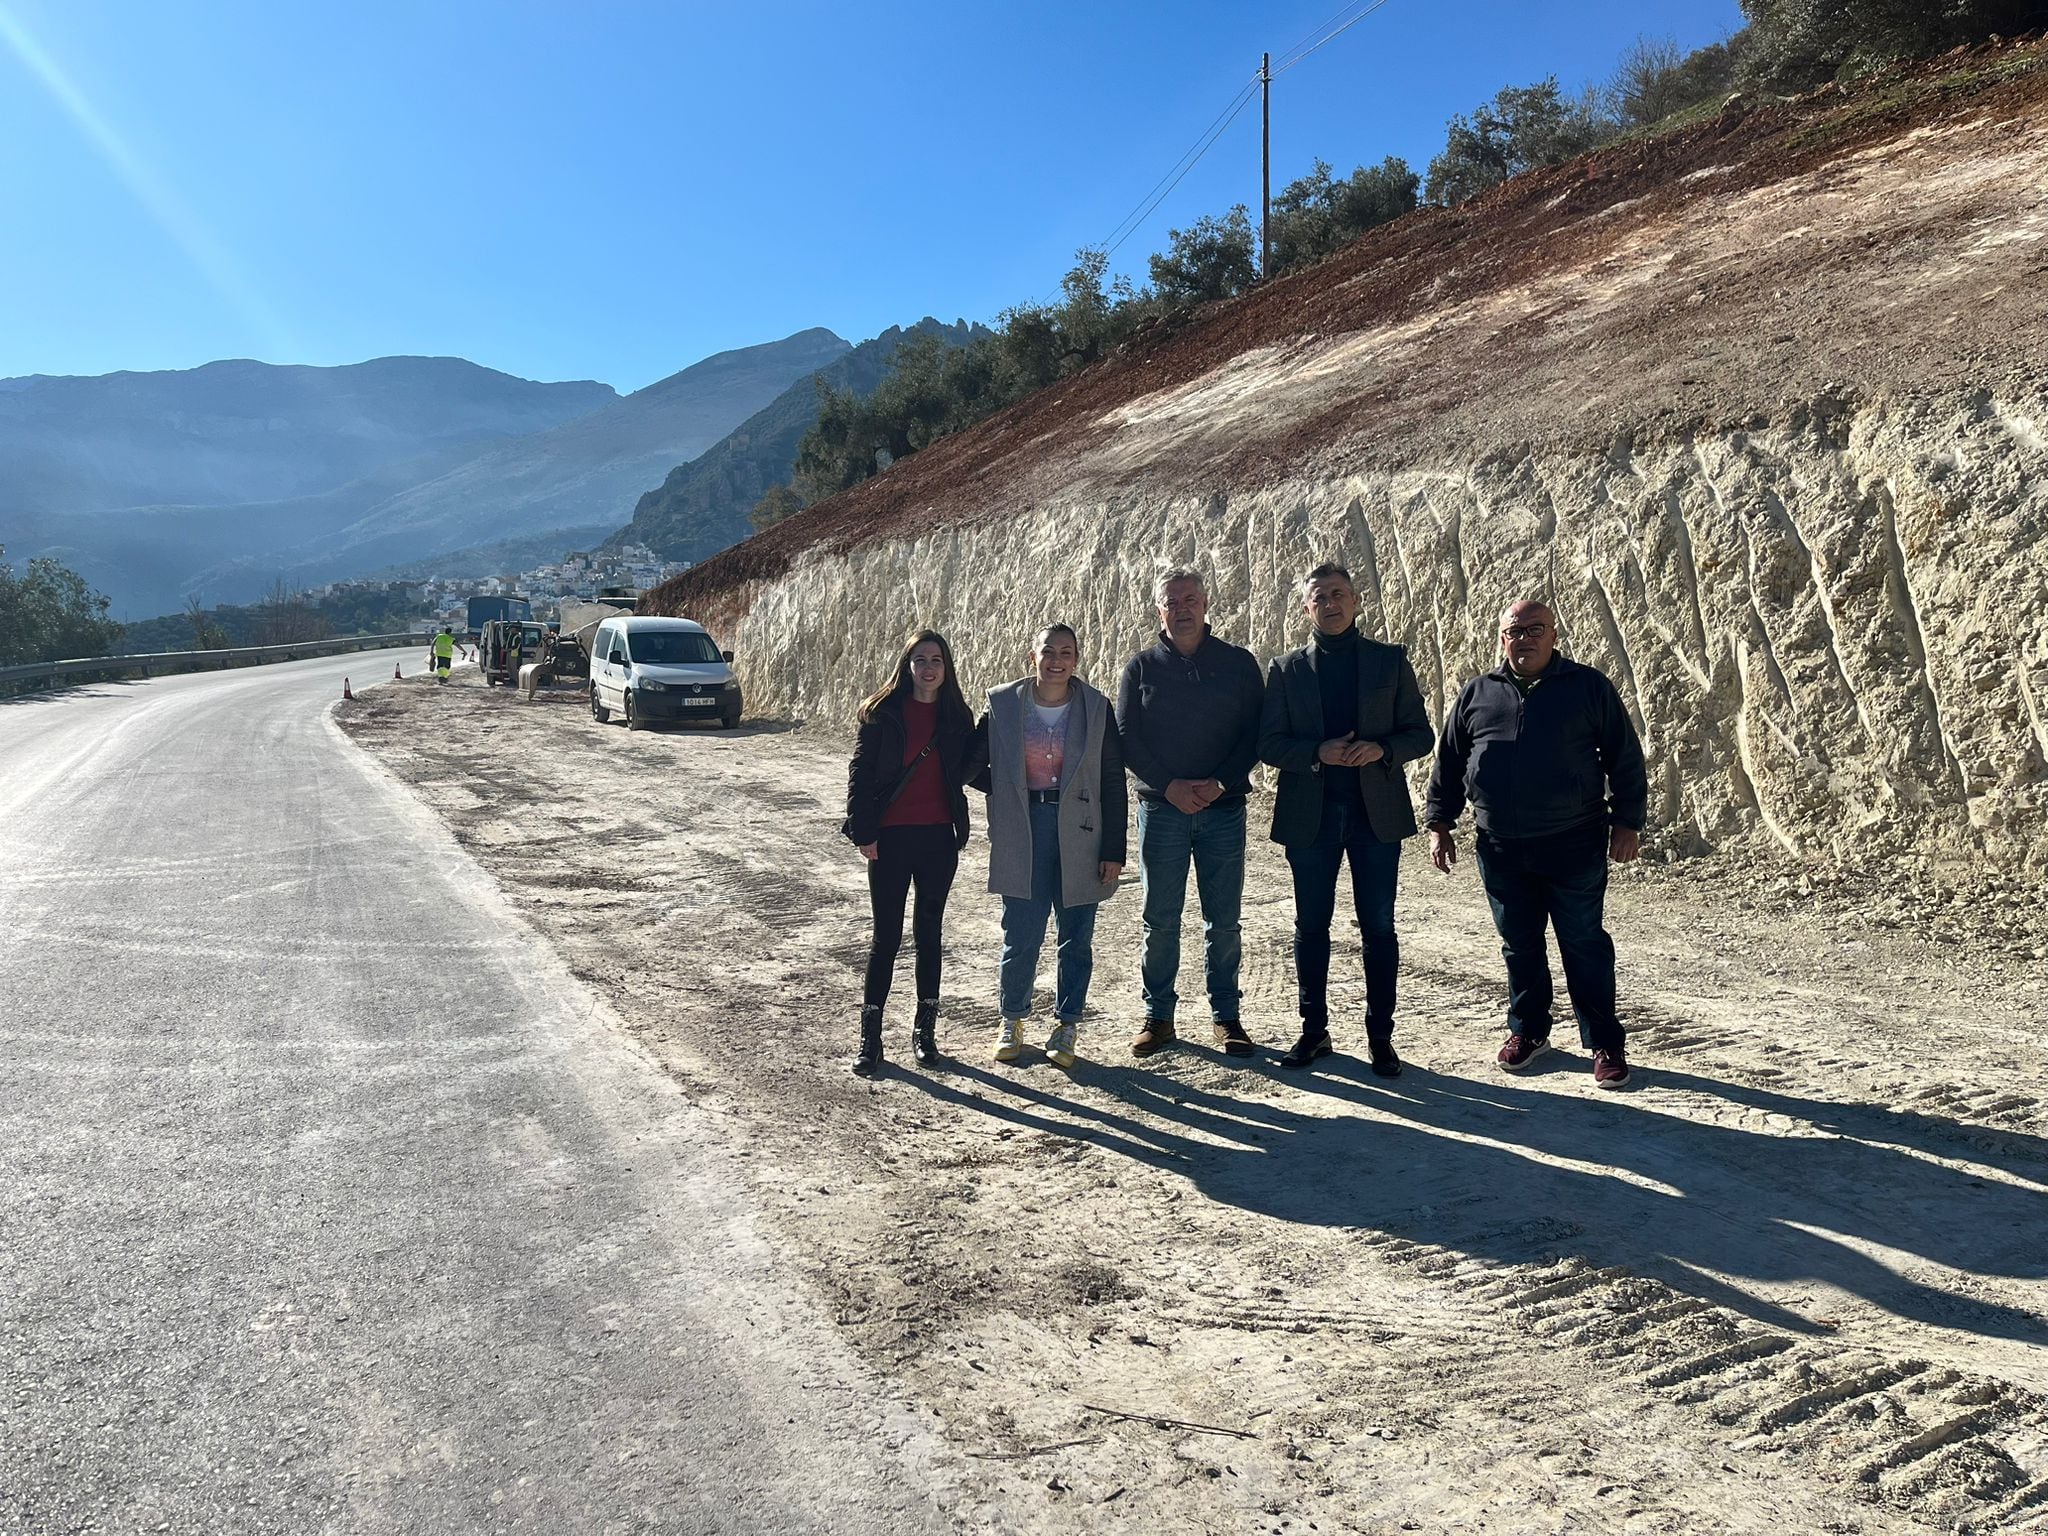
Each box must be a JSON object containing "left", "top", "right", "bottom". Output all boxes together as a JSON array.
[
  {"left": 1257, "top": 562, "right": 1434, "bottom": 1075},
  {"left": 1114, "top": 569, "right": 1267, "bottom": 1058},
  {"left": 1424, "top": 599, "right": 1648, "bottom": 1089}
]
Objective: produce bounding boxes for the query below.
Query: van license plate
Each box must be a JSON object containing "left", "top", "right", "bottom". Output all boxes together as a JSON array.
[{"left": 681, "top": 697, "right": 717, "bottom": 707}]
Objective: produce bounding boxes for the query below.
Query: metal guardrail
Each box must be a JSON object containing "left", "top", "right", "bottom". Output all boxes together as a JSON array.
[{"left": 0, "top": 632, "right": 425, "bottom": 693}]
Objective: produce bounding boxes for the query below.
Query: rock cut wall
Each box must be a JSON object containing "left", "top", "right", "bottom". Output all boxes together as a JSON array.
[{"left": 720, "top": 385, "right": 2047, "bottom": 874}]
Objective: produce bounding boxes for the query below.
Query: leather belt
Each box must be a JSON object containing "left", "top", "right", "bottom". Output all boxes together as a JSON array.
[{"left": 1028, "top": 788, "right": 1062, "bottom": 804}]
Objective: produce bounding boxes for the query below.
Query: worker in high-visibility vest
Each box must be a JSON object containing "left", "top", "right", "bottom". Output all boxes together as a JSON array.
[{"left": 428, "top": 626, "right": 464, "bottom": 684}]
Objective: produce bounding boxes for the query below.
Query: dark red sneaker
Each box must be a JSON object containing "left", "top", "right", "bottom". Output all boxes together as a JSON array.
[
  {"left": 1496, "top": 1034, "right": 1550, "bottom": 1072},
  {"left": 1592, "top": 1049, "right": 1632, "bottom": 1089}
]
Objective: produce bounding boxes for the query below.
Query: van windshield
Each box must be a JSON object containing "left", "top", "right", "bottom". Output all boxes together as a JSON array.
[{"left": 630, "top": 632, "right": 721, "bottom": 665}]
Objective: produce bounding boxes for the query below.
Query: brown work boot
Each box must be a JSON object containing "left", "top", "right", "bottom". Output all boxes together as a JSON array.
[
  {"left": 1131, "top": 1019, "right": 1177, "bottom": 1058},
  {"left": 1212, "top": 1019, "right": 1255, "bottom": 1058}
]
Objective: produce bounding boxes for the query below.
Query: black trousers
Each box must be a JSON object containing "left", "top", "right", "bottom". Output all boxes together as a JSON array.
[
  {"left": 1284, "top": 795, "right": 1402, "bottom": 1037},
  {"left": 864, "top": 824, "right": 958, "bottom": 1009},
  {"left": 1473, "top": 820, "right": 1623, "bottom": 1052}
]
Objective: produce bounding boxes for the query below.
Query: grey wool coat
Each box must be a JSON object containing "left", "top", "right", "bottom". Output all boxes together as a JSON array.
[{"left": 973, "top": 677, "right": 1128, "bottom": 908}]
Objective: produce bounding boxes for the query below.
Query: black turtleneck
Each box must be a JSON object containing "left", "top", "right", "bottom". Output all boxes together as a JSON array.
[{"left": 1315, "top": 625, "right": 1363, "bottom": 802}]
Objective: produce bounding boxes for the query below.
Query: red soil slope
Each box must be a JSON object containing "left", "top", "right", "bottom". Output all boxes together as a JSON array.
[{"left": 654, "top": 37, "right": 2048, "bottom": 613}]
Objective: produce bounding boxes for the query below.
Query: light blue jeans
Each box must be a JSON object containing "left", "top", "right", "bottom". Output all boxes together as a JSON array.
[{"left": 999, "top": 801, "right": 1098, "bottom": 1021}]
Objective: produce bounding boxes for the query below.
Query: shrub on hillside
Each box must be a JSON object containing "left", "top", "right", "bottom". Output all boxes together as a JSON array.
[
  {"left": 0, "top": 546, "right": 123, "bottom": 666},
  {"left": 1607, "top": 34, "right": 1750, "bottom": 125},
  {"left": 1739, "top": 0, "right": 2048, "bottom": 90},
  {"left": 1148, "top": 206, "right": 1258, "bottom": 306},
  {"left": 794, "top": 252, "right": 1149, "bottom": 502},
  {"left": 1426, "top": 77, "right": 1616, "bottom": 206},
  {"left": 1268, "top": 157, "right": 1420, "bottom": 273}
]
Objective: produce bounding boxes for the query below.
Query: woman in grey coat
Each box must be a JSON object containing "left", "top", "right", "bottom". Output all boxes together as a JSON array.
[{"left": 972, "top": 623, "right": 1127, "bottom": 1067}]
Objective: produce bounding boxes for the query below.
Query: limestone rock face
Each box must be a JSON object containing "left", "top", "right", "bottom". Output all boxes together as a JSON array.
[
  {"left": 656, "top": 47, "right": 2048, "bottom": 877},
  {"left": 704, "top": 386, "right": 2048, "bottom": 875}
]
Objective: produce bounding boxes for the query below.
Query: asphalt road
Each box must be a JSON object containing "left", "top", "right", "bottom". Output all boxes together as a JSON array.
[{"left": 0, "top": 657, "right": 949, "bottom": 1535}]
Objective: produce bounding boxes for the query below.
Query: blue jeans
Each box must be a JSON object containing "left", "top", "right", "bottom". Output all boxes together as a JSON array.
[
  {"left": 1136, "top": 798, "right": 1246, "bottom": 1022},
  {"left": 1284, "top": 796, "right": 1402, "bottom": 1037},
  {"left": 999, "top": 801, "right": 1099, "bottom": 1021},
  {"left": 1473, "top": 820, "right": 1622, "bottom": 1052}
]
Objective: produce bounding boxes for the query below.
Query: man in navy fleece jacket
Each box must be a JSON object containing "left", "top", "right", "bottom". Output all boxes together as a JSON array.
[
  {"left": 1425, "top": 599, "right": 1648, "bottom": 1089},
  {"left": 1114, "top": 569, "right": 1266, "bottom": 1060}
]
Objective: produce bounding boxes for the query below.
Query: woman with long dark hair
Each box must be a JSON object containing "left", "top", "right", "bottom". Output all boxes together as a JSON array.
[{"left": 843, "top": 629, "right": 982, "bottom": 1077}]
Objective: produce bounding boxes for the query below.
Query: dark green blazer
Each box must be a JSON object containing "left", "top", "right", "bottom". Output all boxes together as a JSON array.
[{"left": 1257, "top": 635, "right": 1433, "bottom": 848}]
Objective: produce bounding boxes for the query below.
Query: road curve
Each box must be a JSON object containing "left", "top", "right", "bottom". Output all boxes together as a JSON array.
[{"left": 0, "top": 658, "right": 950, "bottom": 1535}]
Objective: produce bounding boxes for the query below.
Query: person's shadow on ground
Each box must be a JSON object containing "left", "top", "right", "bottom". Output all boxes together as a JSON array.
[{"left": 890, "top": 1043, "right": 2048, "bottom": 1347}]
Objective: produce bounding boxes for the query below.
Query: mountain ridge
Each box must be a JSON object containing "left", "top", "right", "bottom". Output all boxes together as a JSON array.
[
  {"left": 609, "top": 318, "right": 988, "bottom": 564},
  {"left": 1, "top": 332, "right": 846, "bottom": 616},
  {"left": 202, "top": 327, "right": 850, "bottom": 596}
]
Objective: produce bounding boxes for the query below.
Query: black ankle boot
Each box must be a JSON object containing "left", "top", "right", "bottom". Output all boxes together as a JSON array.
[
  {"left": 852, "top": 1005, "right": 883, "bottom": 1077},
  {"left": 912, "top": 999, "right": 940, "bottom": 1066}
]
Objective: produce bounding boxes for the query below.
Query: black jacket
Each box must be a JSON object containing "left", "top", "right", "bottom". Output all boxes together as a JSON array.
[
  {"left": 844, "top": 695, "right": 984, "bottom": 850},
  {"left": 1258, "top": 632, "right": 1433, "bottom": 848},
  {"left": 1114, "top": 628, "right": 1265, "bottom": 804},
  {"left": 1423, "top": 654, "right": 1647, "bottom": 839}
]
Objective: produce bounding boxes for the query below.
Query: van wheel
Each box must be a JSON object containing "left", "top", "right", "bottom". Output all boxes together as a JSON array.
[
  {"left": 591, "top": 690, "right": 610, "bottom": 724},
  {"left": 721, "top": 712, "right": 740, "bottom": 731},
  {"left": 624, "top": 693, "right": 640, "bottom": 731}
]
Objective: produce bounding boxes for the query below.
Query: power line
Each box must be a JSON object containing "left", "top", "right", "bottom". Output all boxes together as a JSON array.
[
  {"left": 1095, "top": 0, "right": 1398, "bottom": 267},
  {"left": 1272, "top": 0, "right": 1373, "bottom": 73},
  {"left": 1099, "top": 73, "right": 1261, "bottom": 257},
  {"left": 1273, "top": 0, "right": 1396, "bottom": 76}
]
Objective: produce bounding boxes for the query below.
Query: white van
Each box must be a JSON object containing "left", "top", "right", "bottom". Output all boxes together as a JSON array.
[{"left": 589, "top": 616, "right": 742, "bottom": 731}]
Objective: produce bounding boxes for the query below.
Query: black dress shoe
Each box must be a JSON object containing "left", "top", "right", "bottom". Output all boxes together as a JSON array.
[
  {"left": 1367, "top": 1036, "right": 1402, "bottom": 1078},
  {"left": 1278, "top": 1030, "right": 1333, "bottom": 1070}
]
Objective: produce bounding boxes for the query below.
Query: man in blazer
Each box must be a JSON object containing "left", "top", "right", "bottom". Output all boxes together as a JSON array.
[{"left": 1258, "top": 561, "right": 1434, "bottom": 1074}]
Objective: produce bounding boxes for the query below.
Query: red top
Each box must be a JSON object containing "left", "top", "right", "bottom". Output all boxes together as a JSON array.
[{"left": 881, "top": 697, "right": 950, "bottom": 828}]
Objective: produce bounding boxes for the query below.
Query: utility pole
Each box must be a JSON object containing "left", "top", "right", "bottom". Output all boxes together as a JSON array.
[{"left": 1261, "top": 51, "right": 1272, "bottom": 280}]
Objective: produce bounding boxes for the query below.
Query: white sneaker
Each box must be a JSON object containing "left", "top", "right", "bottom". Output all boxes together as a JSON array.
[
  {"left": 1045, "top": 1021, "right": 1078, "bottom": 1069},
  {"left": 994, "top": 1017, "right": 1026, "bottom": 1063}
]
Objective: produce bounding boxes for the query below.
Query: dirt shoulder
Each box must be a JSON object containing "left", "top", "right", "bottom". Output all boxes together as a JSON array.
[{"left": 339, "top": 672, "right": 2048, "bottom": 1536}]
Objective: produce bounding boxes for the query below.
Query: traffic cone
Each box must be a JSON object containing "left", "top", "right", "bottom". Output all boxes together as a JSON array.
[
  {"left": 394, "top": 662, "right": 403, "bottom": 680},
  {"left": 342, "top": 676, "right": 353, "bottom": 700}
]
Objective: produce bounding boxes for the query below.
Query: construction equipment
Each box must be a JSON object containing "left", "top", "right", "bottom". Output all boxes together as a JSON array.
[{"left": 477, "top": 620, "right": 548, "bottom": 688}]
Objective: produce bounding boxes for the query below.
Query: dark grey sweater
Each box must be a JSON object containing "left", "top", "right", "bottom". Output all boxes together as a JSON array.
[
  {"left": 1114, "top": 628, "right": 1266, "bottom": 804},
  {"left": 1424, "top": 654, "right": 1648, "bottom": 839}
]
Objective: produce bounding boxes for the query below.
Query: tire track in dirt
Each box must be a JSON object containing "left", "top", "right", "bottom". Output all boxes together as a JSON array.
[{"left": 1302, "top": 1227, "right": 2048, "bottom": 1532}]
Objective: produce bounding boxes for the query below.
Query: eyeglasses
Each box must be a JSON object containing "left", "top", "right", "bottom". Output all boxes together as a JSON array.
[{"left": 1501, "top": 624, "right": 1551, "bottom": 640}]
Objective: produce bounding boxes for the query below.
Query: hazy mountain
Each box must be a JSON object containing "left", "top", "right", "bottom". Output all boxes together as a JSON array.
[
  {"left": 195, "top": 327, "right": 852, "bottom": 600},
  {"left": 1, "top": 356, "right": 616, "bottom": 616},
  {"left": 610, "top": 319, "right": 987, "bottom": 564},
  {"left": 1, "top": 331, "right": 848, "bottom": 618},
  {"left": 0, "top": 356, "right": 615, "bottom": 515}
]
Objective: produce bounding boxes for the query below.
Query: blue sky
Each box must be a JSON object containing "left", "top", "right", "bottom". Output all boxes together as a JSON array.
[{"left": 0, "top": 0, "right": 1743, "bottom": 392}]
